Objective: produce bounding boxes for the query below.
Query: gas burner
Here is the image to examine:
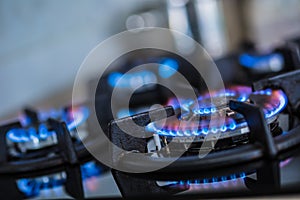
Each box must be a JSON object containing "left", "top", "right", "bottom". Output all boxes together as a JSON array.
[
  {"left": 0, "top": 103, "right": 109, "bottom": 199},
  {"left": 146, "top": 86, "right": 287, "bottom": 146},
  {"left": 16, "top": 161, "right": 102, "bottom": 198},
  {"left": 109, "top": 70, "right": 300, "bottom": 198},
  {"left": 159, "top": 157, "right": 293, "bottom": 190},
  {"left": 239, "top": 52, "right": 284, "bottom": 73},
  {"left": 159, "top": 171, "right": 248, "bottom": 187},
  {"left": 6, "top": 106, "right": 89, "bottom": 153}
]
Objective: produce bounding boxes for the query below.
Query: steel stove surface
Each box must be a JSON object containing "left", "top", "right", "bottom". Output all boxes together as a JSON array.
[
  {"left": 108, "top": 70, "right": 300, "bottom": 198},
  {"left": 1, "top": 68, "right": 300, "bottom": 199},
  {"left": 2, "top": 151, "right": 300, "bottom": 199}
]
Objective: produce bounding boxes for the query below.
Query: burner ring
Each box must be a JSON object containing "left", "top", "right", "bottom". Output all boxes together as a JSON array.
[
  {"left": 146, "top": 87, "right": 287, "bottom": 139},
  {"left": 16, "top": 161, "right": 102, "bottom": 198},
  {"left": 6, "top": 106, "right": 89, "bottom": 152},
  {"left": 113, "top": 124, "right": 300, "bottom": 178}
]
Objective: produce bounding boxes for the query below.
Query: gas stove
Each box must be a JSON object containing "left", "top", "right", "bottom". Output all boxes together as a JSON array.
[
  {"left": 1, "top": 38, "right": 300, "bottom": 200},
  {"left": 0, "top": 105, "right": 116, "bottom": 199},
  {"left": 109, "top": 69, "right": 300, "bottom": 198}
]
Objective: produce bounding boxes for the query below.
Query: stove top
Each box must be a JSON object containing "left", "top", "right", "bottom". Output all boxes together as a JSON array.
[
  {"left": 109, "top": 69, "right": 300, "bottom": 198},
  {"left": 1, "top": 36, "right": 300, "bottom": 199}
]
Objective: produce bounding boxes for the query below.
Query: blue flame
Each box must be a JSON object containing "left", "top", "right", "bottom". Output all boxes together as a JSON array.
[
  {"left": 81, "top": 161, "right": 102, "bottom": 179},
  {"left": 107, "top": 70, "right": 157, "bottom": 89},
  {"left": 253, "top": 88, "right": 272, "bottom": 96},
  {"left": 158, "top": 58, "right": 179, "bottom": 79},
  {"left": 108, "top": 72, "right": 123, "bottom": 88},
  {"left": 7, "top": 129, "right": 30, "bottom": 143},
  {"left": 17, "top": 179, "right": 42, "bottom": 198},
  {"left": 239, "top": 53, "right": 284, "bottom": 71},
  {"left": 17, "top": 161, "right": 102, "bottom": 198},
  {"left": 174, "top": 172, "right": 247, "bottom": 186},
  {"left": 147, "top": 88, "right": 287, "bottom": 137},
  {"left": 229, "top": 121, "right": 237, "bottom": 130},
  {"left": 7, "top": 107, "right": 89, "bottom": 143},
  {"left": 66, "top": 107, "right": 89, "bottom": 131},
  {"left": 148, "top": 120, "right": 248, "bottom": 137},
  {"left": 192, "top": 88, "right": 251, "bottom": 115},
  {"left": 193, "top": 107, "right": 218, "bottom": 115},
  {"left": 39, "top": 124, "right": 49, "bottom": 140},
  {"left": 265, "top": 92, "right": 287, "bottom": 119},
  {"left": 149, "top": 120, "right": 243, "bottom": 137},
  {"left": 17, "top": 177, "right": 64, "bottom": 198},
  {"left": 117, "top": 109, "right": 133, "bottom": 119}
]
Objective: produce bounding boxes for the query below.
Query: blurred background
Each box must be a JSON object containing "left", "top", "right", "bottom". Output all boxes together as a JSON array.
[{"left": 1, "top": 0, "right": 300, "bottom": 119}]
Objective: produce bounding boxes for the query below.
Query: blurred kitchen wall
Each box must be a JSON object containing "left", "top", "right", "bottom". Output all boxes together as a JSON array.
[
  {"left": 242, "top": 0, "right": 300, "bottom": 50},
  {"left": 0, "top": 0, "right": 162, "bottom": 118},
  {"left": 188, "top": 0, "right": 300, "bottom": 56},
  {"left": 0, "top": 0, "right": 300, "bottom": 119}
]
